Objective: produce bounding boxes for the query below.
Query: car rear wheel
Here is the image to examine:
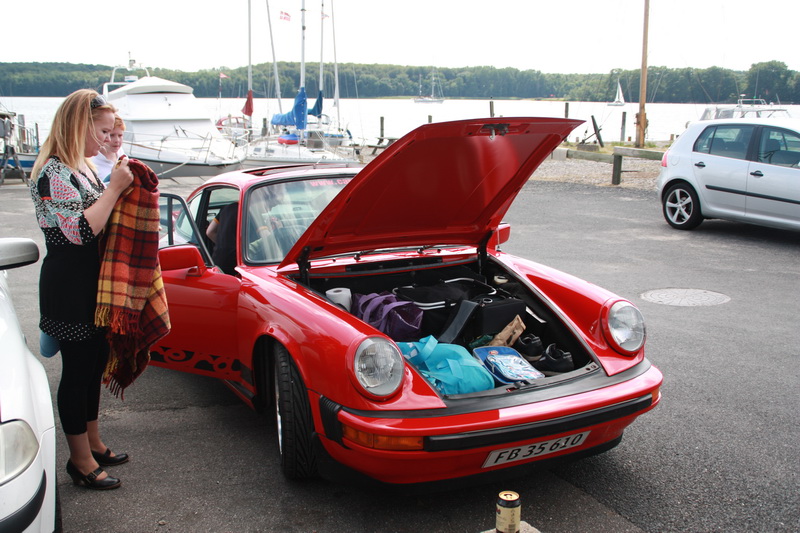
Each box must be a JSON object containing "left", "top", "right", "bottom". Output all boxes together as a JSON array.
[
  {"left": 663, "top": 183, "right": 703, "bottom": 230},
  {"left": 273, "top": 344, "right": 318, "bottom": 480}
]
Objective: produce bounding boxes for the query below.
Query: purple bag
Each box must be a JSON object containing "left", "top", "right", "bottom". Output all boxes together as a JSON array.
[{"left": 352, "top": 291, "right": 423, "bottom": 341}]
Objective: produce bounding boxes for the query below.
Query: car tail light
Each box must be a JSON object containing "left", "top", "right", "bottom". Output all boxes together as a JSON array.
[{"left": 661, "top": 150, "right": 669, "bottom": 167}]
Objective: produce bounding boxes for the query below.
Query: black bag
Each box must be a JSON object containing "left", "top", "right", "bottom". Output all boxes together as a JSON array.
[
  {"left": 394, "top": 278, "right": 495, "bottom": 337},
  {"left": 471, "top": 296, "right": 528, "bottom": 337}
]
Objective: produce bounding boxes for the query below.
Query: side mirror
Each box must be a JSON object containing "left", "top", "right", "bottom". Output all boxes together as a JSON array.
[
  {"left": 0, "top": 238, "right": 39, "bottom": 270},
  {"left": 159, "top": 245, "right": 207, "bottom": 276}
]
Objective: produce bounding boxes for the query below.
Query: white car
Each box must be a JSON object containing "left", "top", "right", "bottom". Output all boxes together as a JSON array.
[
  {"left": 0, "top": 238, "right": 57, "bottom": 533},
  {"left": 658, "top": 117, "right": 800, "bottom": 231}
]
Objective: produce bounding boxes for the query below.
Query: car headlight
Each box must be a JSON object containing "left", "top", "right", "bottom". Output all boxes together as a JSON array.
[
  {"left": 603, "top": 300, "right": 646, "bottom": 355},
  {"left": 0, "top": 420, "right": 39, "bottom": 487},
  {"left": 352, "top": 337, "right": 404, "bottom": 399}
]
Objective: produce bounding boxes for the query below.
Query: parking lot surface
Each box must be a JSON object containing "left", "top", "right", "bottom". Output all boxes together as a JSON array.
[{"left": 1, "top": 176, "right": 797, "bottom": 532}]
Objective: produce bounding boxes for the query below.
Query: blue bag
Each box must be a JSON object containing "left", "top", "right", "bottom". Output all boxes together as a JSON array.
[
  {"left": 473, "top": 346, "right": 544, "bottom": 384},
  {"left": 39, "top": 330, "right": 60, "bottom": 358},
  {"left": 398, "top": 335, "right": 495, "bottom": 395}
]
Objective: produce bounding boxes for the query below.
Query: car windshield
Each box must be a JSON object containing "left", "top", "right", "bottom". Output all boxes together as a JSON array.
[{"left": 244, "top": 176, "right": 353, "bottom": 263}]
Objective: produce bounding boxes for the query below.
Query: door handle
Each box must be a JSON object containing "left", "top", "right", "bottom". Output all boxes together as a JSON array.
[
  {"left": 694, "top": 162, "right": 706, "bottom": 168},
  {"left": 750, "top": 170, "right": 764, "bottom": 177}
]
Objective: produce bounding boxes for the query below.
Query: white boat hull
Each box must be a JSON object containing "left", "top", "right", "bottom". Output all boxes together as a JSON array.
[
  {"left": 240, "top": 137, "right": 358, "bottom": 169},
  {"left": 129, "top": 155, "right": 243, "bottom": 177}
]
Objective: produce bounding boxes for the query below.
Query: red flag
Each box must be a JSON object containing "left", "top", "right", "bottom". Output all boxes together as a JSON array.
[
  {"left": 219, "top": 72, "right": 229, "bottom": 79},
  {"left": 280, "top": 11, "right": 291, "bottom": 21},
  {"left": 242, "top": 90, "right": 254, "bottom": 117}
]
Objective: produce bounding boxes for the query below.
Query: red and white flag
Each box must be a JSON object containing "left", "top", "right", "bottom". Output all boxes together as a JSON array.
[
  {"left": 219, "top": 72, "right": 229, "bottom": 79},
  {"left": 280, "top": 11, "right": 291, "bottom": 21}
]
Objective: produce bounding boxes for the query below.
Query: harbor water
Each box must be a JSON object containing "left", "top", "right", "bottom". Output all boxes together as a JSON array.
[{"left": 4, "top": 96, "right": 800, "bottom": 147}]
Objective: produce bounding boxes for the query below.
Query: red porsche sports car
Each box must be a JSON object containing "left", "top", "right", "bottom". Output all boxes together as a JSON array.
[{"left": 154, "top": 117, "right": 662, "bottom": 487}]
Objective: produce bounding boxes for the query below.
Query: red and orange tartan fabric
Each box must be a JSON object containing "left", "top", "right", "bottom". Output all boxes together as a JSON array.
[{"left": 95, "top": 158, "right": 170, "bottom": 397}]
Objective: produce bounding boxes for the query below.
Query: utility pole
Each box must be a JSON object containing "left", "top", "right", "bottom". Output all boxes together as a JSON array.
[{"left": 636, "top": 0, "right": 649, "bottom": 148}]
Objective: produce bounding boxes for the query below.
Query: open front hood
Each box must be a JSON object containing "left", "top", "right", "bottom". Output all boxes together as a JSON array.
[{"left": 280, "top": 117, "right": 582, "bottom": 270}]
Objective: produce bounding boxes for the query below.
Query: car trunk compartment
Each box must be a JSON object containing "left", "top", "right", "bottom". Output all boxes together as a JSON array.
[{"left": 296, "top": 257, "right": 595, "bottom": 396}]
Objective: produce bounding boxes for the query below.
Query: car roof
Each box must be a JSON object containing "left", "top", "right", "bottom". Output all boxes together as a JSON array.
[{"left": 202, "top": 162, "right": 363, "bottom": 192}]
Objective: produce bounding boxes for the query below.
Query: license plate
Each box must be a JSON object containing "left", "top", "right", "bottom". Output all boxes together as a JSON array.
[{"left": 482, "top": 431, "right": 591, "bottom": 468}]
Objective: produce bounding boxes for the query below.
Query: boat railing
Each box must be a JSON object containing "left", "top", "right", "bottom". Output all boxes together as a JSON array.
[{"left": 126, "top": 129, "right": 243, "bottom": 162}]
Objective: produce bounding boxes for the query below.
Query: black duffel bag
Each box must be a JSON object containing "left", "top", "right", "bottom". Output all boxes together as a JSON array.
[{"left": 393, "top": 278, "right": 495, "bottom": 337}]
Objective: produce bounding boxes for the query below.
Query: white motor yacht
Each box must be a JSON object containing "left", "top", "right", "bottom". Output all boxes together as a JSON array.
[
  {"left": 104, "top": 74, "right": 244, "bottom": 177},
  {"left": 699, "top": 98, "right": 792, "bottom": 121}
]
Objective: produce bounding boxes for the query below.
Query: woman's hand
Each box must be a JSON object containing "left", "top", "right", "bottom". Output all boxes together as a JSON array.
[
  {"left": 85, "top": 157, "right": 134, "bottom": 235},
  {"left": 107, "top": 156, "right": 133, "bottom": 195}
]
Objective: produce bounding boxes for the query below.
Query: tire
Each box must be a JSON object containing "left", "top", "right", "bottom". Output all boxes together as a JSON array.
[
  {"left": 273, "top": 344, "right": 318, "bottom": 480},
  {"left": 662, "top": 182, "right": 703, "bottom": 230}
]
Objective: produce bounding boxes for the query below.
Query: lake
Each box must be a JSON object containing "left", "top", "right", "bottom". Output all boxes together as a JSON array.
[{"left": 4, "top": 95, "right": 800, "bottom": 146}]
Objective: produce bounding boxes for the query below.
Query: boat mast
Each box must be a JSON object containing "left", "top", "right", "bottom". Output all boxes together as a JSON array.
[
  {"left": 265, "top": 0, "right": 283, "bottom": 112},
  {"left": 319, "top": 0, "right": 325, "bottom": 98},
  {"left": 330, "top": 0, "right": 341, "bottom": 127},
  {"left": 247, "top": 0, "right": 252, "bottom": 96},
  {"left": 300, "top": 0, "right": 306, "bottom": 90}
]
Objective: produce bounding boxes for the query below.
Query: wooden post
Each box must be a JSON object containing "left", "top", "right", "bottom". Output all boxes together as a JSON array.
[
  {"left": 564, "top": 102, "right": 569, "bottom": 118},
  {"left": 620, "top": 112, "right": 627, "bottom": 142},
  {"left": 612, "top": 154, "right": 623, "bottom": 185},
  {"left": 490, "top": 100, "right": 495, "bottom": 118},
  {"left": 380, "top": 116, "right": 385, "bottom": 139},
  {"left": 636, "top": 0, "right": 650, "bottom": 148},
  {"left": 591, "top": 116, "right": 604, "bottom": 148},
  {"left": 428, "top": 115, "right": 433, "bottom": 124}
]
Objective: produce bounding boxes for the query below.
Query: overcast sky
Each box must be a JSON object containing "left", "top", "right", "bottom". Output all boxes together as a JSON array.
[{"left": 5, "top": 0, "right": 797, "bottom": 75}]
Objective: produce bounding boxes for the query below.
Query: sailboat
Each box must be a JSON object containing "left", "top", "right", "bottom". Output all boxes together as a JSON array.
[
  {"left": 608, "top": 80, "right": 625, "bottom": 106},
  {"left": 239, "top": 0, "right": 355, "bottom": 168},
  {"left": 414, "top": 70, "right": 445, "bottom": 104}
]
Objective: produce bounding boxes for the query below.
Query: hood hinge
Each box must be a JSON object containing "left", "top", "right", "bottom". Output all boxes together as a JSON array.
[
  {"left": 477, "top": 231, "right": 492, "bottom": 275},
  {"left": 297, "top": 246, "right": 311, "bottom": 286}
]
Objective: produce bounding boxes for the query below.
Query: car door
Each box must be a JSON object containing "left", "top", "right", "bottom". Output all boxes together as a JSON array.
[
  {"left": 745, "top": 126, "right": 800, "bottom": 229},
  {"left": 690, "top": 124, "right": 754, "bottom": 219},
  {"left": 154, "top": 192, "right": 245, "bottom": 385}
]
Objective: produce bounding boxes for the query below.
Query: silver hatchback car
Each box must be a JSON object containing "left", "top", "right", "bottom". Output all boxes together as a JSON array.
[{"left": 657, "top": 118, "right": 800, "bottom": 231}]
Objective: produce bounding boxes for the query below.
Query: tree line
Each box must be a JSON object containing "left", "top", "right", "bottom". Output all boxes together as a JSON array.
[{"left": 1, "top": 60, "right": 797, "bottom": 104}]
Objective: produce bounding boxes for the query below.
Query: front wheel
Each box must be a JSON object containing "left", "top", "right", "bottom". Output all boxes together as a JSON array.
[
  {"left": 662, "top": 183, "right": 703, "bottom": 230},
  {"left": 273, "top": 344, "right": 318, "bottom": 480}
]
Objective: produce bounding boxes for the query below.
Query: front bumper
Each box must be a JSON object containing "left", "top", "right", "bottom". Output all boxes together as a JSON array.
[{"left": 314, "top": 361, "right": 662, "bottom": 485}]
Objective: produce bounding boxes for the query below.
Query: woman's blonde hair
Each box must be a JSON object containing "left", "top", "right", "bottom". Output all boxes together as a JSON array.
[{"left": 31, "top": 89, "right": 116, "bottom": 179}]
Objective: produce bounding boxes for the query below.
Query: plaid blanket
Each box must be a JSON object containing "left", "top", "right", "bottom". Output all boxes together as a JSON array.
[{"left": 95, "top": 159, "right": 170, "bottom": 397}]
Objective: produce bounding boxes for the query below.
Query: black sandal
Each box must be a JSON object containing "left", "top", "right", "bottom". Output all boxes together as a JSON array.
[
  {"left": 92, "top": 448, "right": 129, "bottom": 466},
  {"left": 66, "top": 460, "right": 121, "bottom": 490}
]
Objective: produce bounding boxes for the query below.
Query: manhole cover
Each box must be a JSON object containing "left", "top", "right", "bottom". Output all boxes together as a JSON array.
[{"left": 640, "top": 288, "right": 730, "bottom": 307}]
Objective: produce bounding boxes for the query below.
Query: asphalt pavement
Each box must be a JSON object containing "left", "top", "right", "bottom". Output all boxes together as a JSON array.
[{"left": 1, "top": 175, "right": 797, "bottom": 533}]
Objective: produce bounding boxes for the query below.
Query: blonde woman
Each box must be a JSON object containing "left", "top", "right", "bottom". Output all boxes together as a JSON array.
[
  {"left": 91, "top": 114, "right": 126, "bottom": 183},
  {"left": 30, "top": 89, "right": 133, "bottom": 490}
]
